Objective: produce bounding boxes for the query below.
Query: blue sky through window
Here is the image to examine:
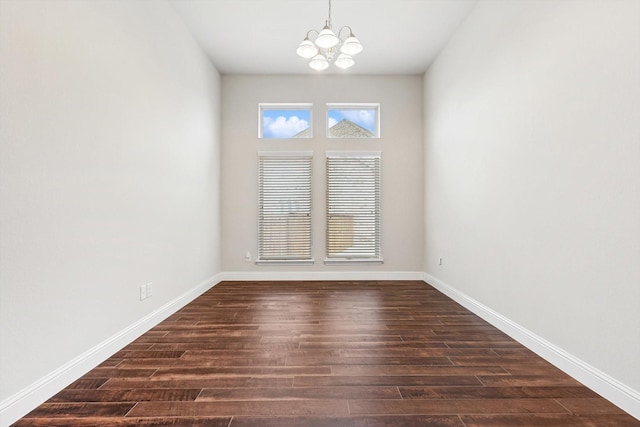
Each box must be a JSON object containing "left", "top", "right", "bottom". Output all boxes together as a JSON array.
[
  {"left": 328, "top": 108, "right": 377, "bottom": 133},
  {"left": 262, "top": 108, "right": 310, "bottom": 138}
]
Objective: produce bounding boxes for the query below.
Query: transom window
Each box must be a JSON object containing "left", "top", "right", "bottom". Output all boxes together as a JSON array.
[
  {"left": 259, "top": 103, "right": 312, "bottom": 139},
  {"left": 327, "top": 103, "right": 380, "bottom": 138}
]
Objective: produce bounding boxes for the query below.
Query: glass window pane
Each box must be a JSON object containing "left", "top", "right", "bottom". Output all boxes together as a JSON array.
[
  {"left": 327, "top": 104, "right": 379, "bottom": 138},
  {"left": 260, "top": 103, "right": 312, "bottom": 139}
]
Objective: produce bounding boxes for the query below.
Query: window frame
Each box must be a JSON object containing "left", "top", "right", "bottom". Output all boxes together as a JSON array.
[
  {"left": 258, "top": 103, "right": 313, "bottom": 139},
  {"left": 325, "top": 151, "right": 383, "bottom": 265},
  {"left": 326, "top": 103, "right": 380, "bottom": 139}
]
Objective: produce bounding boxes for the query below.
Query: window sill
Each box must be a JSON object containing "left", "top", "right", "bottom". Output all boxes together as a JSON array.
[
  {"left": 324, "top": 258, "right": 384, "bottom": 266},
  {"left": 256, "top": 259, "right": 315, "bottom": 266}
]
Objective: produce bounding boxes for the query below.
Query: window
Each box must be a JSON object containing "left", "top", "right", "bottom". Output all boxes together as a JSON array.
[
  {"left": 257, "top": 152, "right": 313, "bottom": 264},
  {"left": 327, "top": 103, "right": 380, "bottom": 138},
  {"left": 259, "top": 103, "right": 312, "bottom": 139},
  {"left": 326, "top": 152, "right": 382, "bottom": 264}
]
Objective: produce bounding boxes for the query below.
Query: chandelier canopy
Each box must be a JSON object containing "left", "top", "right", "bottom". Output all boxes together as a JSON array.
[{"left": 296, "top": 0, "right": 363, "bottom": 71}]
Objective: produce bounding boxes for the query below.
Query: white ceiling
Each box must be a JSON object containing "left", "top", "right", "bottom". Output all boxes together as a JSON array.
[{"left": 169, "top": 0, "right": 478, "bottom": 75}]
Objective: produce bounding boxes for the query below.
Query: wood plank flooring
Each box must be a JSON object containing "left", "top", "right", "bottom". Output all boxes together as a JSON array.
[{"left": 13, "top": 280, "right": 639, "bottom": 426}]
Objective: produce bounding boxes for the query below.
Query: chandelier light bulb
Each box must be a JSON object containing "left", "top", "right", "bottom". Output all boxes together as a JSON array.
[
  {"left": 296, "top": 38, "right": 319, "bottom": 59},
  {"left": 315, "top": 25, "right": 339, "bottom": 49},
  {"left": 309, "top": 54, "right": 330, "bottom": 71},
  {"left": 334, "top": 53, "right": 354, "bottom": 69},
  {"left": 340, "top": 35, "right": 363, "bottom": 55}
]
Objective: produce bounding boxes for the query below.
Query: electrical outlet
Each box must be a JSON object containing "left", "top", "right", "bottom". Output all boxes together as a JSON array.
[
  {"left": 438, "top": 257, "right": 443, "bottom": 269},
  {"left": 146, "top": 283, "right": 153, "bottom": 297},
  {"left": 245, "top": 251, "right": 252, "bottom": 262},
  {"left": 140, "top": 284, "right": 147, "bottom": 300}
]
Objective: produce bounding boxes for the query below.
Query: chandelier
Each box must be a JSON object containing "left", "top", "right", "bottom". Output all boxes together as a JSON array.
[{"left": 296, "top": 0, "right": 363, "bottom": 71}]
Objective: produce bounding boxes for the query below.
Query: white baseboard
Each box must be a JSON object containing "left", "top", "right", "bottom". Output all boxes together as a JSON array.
[
  {"left": 220, "top": 270, "right": 425, "bottom": 282},
  {"left": 0, "top": 274, "right": 223, "bottom": 427},
  {"left": 424, "top": 273, "right": 640, "bottom": 420}
]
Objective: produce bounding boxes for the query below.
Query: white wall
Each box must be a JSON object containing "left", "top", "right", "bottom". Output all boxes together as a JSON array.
[
  {"left": 424, "top": 0, "right": 639, "bottom": 414},
  {"left": 0, "top": 0, "right": 221, "bottom": 410},
  {"left": 221, "top": 75, "right": 424, "bottom": 276}
]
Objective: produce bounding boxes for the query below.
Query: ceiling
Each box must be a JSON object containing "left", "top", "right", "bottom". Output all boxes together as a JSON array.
[{"left": 169, "top": 0, "right": 478, "bottom": 75}]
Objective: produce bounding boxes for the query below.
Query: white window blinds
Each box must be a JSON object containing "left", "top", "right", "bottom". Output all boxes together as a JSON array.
[
  {"left": 258, "top": 152, "right": 313, "bottom": 264},
  {"left": 326, "top": 152, "right": 382, "bottom": 263}
]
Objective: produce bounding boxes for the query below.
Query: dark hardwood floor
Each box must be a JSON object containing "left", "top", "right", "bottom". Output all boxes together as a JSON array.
[{"left": 13, "top": 281, "right": 639, "bottom": 426}]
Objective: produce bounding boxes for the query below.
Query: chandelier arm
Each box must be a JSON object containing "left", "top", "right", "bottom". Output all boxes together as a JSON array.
[
  {"left": 337, "top": 26, "right": 353, "bottom": 41},
  {"left": 305, "top": 29, "right": 320, "bottom": 40}
]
